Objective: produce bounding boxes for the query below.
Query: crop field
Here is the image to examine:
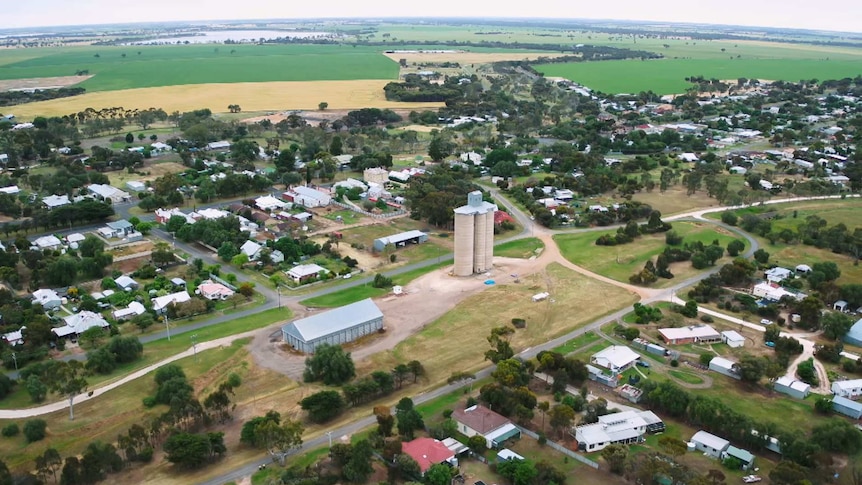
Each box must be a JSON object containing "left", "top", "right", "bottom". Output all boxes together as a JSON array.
[
  {"left": 554, "top": 221, "right": 741, "bottom": 285},
  {"left": 536, "top": 57, "right": 862, "bottom": 94},
  {"left": 0, "top": 44, "right": 400, "bottom": 91}
]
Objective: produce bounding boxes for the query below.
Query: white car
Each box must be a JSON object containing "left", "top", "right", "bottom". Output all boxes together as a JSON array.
[
  {"left": 743, "top": 476, "right": 762, "bottom": 483},
  {"left": 343, "top": 274, "right": 352, "bottom": 279},
  {"left": 760, "top": 319, "right": 773, "bottom": 325}
]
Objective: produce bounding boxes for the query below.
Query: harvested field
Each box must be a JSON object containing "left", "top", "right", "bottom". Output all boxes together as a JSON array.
[
  {"left": 384, "top": 51, "right": 566, "bottom": 65},
  {"left": 0, "top": 75, "right": 92, "bottom": 92},
  {"left": 4, "top": 80, "right": 444, "bottom": 118}
]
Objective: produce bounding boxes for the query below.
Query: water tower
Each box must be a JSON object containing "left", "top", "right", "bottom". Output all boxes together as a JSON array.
[{"left": 453, "top": 191, "right": 498, "bottom": 276}]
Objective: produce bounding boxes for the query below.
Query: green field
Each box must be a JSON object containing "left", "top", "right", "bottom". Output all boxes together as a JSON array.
[
  {"left": 553, "top": 221, "right": 740, "bottom": 285},
  {"left": 494, "top": 237, "right": 544, "bottom": 258},
  {"left": 536, "top": 58, "right": 862, "bottom": 94},
  {"left": 0, "top": 44, "right": 400, "bottom": 91}
]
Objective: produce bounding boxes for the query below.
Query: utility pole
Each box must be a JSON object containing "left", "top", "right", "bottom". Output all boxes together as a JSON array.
[
  {"left": 277, "top": 286, "right": 281, "bottom": 309},
  {"left": 165, "top": 314, "right": 171, "bottom": 341},
  {"left": 11, "top": 352, "right": 17, "bottom": 372},
  {"left": 326, "top": 431, "right": 333, "bottom": 448},
  {"left": 191, "top": 334, "right": 198, "bottom": 361}
]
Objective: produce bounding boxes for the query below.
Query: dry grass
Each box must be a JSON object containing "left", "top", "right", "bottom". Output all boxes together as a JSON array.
[
  {"left": 5, "top": 80, "right": 444, "bottom": 118},
  {"left": 361, "top": 263, "right": 638, "bottom": 382},
  {"left": 383, "top": 52, "right": 567, "bottom": 64},
  {"left": 0, "top": 75, "right": 92, "bottom": 91},
  {"left": 630, "top": 187, "right": 724, "bottom": 216},
  {"left": 106, "top": 161, "right": 187, "bottom": 187}
]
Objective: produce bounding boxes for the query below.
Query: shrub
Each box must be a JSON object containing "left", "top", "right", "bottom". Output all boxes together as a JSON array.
[
  {"left": 700, "top": 315, "right": 714, "bottom": 323},
  {"left": 1, "top": 423, "right": 19, "bottom": 437},
  {"left": 23, "top": 419, "right": 47, "bottom": 443},
  {"left": 142, "top": 396, "right": 157, "bottom": 408},
  {"left": 137, "top": 447, "right": 154, "bottom": 462},
  {"left": 511, "top": 318, "right": 527, "bottom": 329},
  {"left": 721, "top": 212, "right": 738, "bottom": 226},
  {"left": 670, "top": 359, "right": 679, "bottom": 367}
]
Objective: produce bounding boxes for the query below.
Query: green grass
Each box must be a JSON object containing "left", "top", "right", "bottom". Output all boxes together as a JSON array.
[
  {"left": 668, "top": 369, "right": 705, "bottom": 385},
  {"left": 536, "top": 58, "right": 862, "bottom": 94},
  {"left": 323, "top": 210, "right": 362, "bottom": 225},
  {"left": 552, "top": 331, "right": 601, "bottom": 354},
  {"left": 0, "top": 44, "right": 400, "bottom": 91},
  {"left": 299, "top": 261, "right": 451, "bottom": 307},
  {"left": 553, "top": 221, "right": 740, "bottom": 285},
  {"left": 494, "top": 237, "right": 544, "bottom": 259}
]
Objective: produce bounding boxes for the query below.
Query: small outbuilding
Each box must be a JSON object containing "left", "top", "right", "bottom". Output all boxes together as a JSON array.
[
  {"left": 373, "top": 230, "right": 429, "bottom": 252},
  {"left": 832, "top": 396, "right": 862, "bottom": 419},
  {"left": 845, "top": 319, "right": 862, "bottom": 347},
  {"left": 709, "top": 357, "right": 740, "bottom": 380},
  {"left": 590, "top": 345, "right": 640, "bottom": 373},
  {"left": 832, "top": 379, "right": 862, "bottom": 399},
  {"left": 722, "top": 445, "right": 755, "bottom": 470},
  {"left": 721, "top": 330, "right": 745, "bottom": 348},
  {"left": 773, "top": 376, "right": 811, "bottom": 399},
  {"left": 281, "top": 298, "right": 383, "bottom": 353},
  {"left": 690, "top": 430, "right": 730, "bottom": 459}
]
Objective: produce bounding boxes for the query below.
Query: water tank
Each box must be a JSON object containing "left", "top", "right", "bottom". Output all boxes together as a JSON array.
[
  {"left": 454, "top": 213, "right": 475, "bottom": 276},
  {"left": 687, "top": 442, "right": 696, "bottom": 452}
]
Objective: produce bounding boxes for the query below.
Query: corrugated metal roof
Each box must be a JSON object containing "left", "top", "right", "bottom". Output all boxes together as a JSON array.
[{"left": 282, "top": 298, "right": 382, "bottom": 343}]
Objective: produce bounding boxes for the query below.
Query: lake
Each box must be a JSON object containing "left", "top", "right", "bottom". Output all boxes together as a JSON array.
[{"left": 128, "top": 30, "right": 333, "bottom": 45}]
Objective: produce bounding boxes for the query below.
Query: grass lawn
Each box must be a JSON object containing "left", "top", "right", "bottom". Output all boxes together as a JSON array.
[
  {"left": 535, "top": 57, "right": 862, "bottom": 94},
  {"left": 553, "top": 221, "right": 741, "bottom": 286},
  {"left": 323, "top": 210, "right": 363, "bottom": 225},
  {"left": 362, "top": 263, "right": 638, "bottom": 383},
  {"left": 494, "top": 237, "right": 545, "bottom": 259},
  {"left": 668, "top": 369, "right": 705, "bottom": 385},
  {"left": 299, "top": 261, "right": 451, "bottom": 307},
  {"left": 552, "top": 330, "right": 602, "bottom": 354},
  {"left": 1, "top": 307, "right": 289, "bottom": 410},
  {"left": 0, "top": 44, "right": 400, "bottom": 91}
]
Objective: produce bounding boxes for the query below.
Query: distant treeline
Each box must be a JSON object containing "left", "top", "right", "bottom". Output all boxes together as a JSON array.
[{"left": 0, "top": 87, "right": 86, "bottom": 107}]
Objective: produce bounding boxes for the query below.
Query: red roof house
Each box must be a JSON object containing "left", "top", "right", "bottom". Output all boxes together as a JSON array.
[
  {"left": 401, "top": 437, "right": 456, "bottom": 473},
  {"left": 494, "top": 210, "right": 514, "bottom": 225}
]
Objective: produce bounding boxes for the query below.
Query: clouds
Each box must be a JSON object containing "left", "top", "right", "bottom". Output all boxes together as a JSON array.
[{"left": 3, "top": 0, "right": 861, "bottom": 33}]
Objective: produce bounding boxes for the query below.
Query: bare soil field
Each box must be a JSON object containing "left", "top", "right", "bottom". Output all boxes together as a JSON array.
[
  {"left": 384, "top": 52, "right": 566, "bottom": 65},
  {"left": 4, "top": 80, "right": 444, "bottom": 118},
  {"left": 106, "top": 161, "right": 188, "bottom": 187},
  {"left": 0, "top": 75, "right": 92, "bottom": 92}
]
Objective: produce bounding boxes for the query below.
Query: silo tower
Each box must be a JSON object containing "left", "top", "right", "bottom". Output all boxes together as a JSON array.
[{"left": 453, "top": 191, "right": 498, "bottom": 276}]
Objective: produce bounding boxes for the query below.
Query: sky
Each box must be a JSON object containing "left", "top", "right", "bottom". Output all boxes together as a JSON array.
[{"left": 2, "top": 0, "right": 861, "bottom": 33}]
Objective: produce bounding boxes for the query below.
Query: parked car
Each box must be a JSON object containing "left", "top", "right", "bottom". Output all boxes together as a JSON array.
[
  {"left": 742, "top": 476, "right": 762, "bottom": 483},
  {"left": 764, "top": 341, "right": 775, "bottom": 348},
  {"left": 760, "top": 319, "right": 773, "bottom": 325},
  {"left": 636, "top": 360, "right": 651, "bottom": 368},
  {"left": 343, "top": 274, "right": 352, "bottom": 279}
]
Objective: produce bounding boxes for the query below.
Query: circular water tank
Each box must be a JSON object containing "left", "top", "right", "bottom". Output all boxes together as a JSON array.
[{"left": 70, "top": 242, "right": 79, "bottom": 250}]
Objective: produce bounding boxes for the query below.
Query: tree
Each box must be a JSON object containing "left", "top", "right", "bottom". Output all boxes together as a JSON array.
[
  {"left": 496, "top": 458, "right": 537, "bottom": 485},
  {"left": 736, "top": 354, "right": 765, "bottom": 383},
  {"left": 681, "top": 300, "right": 699, "bottom": 318},
  {"left": 217, "top": 242, "right": 238, "bottom": 262},
  {"left": 240, "top": 411, "right": 281, "bottom": 446},
  {"left": 23, "top": 419, "right": 47, "bottom": 443},
  {"left": 303, "top": 344, "right": 355, "bottom": 385},
  {"left": 79, "top": 235, "right": 105, "bottom": 258},
  {"left": 549, "top": 404, "right": 575, "bottom": 438},
  {"left": 125, "top": 133, "right": 134, "bottom": 144},
  {"left": 753, "top": 248, "right": 770, "bottom": 264},
  {"left": 238, "top": 282, "right": 254, "bottom": 299},
  {"left": 425, "top": 463, "right": 455, "bottom": 485},
  {"left": 467, "top": 434, "right": 487, "bottom": 454},
  {"left": 727, "top": 240, "right": 745, "bottom": 257},
  {"left": 375, "top": 406, "right": 394, "bottom": 436},
  {"left": 395, "top": 397, "right": 424, "bottom": 439},
  {"left": 658, "top": 436, "right": 688, "bottom": 459},
  {"left": 769, "top": 461, "right": 808, "bottom": 485},
  {"left": 391, "top": 453, "right": 421, "bottom": 482},
  {"left": 0, "top": 459, "right": 10, "bottom": 485},
  {"left": 795, "top": 296, "right": 825, "bottom": 330},
  {"left": 26, "top": 376, "right": 47, "bottom": 403},
  {"left": 318, "top": 102, "right": 328, "bottom": 111},
  {"left": 163, "top": 432, "right": 212, "bottom": 469},
  {"left": 252, "top": 417, "right": 304, "bottom": 465},
  {"left": 343, "top": 439, "right": 374, "bottom": 483},
  {"left": 60, "top": 457, "right": 82, "bottom": 485},
  {"left": 822, "top": 312, "right": 853, "bottom": 340},
  {"left": 36, "top": 447, "right": 62, "bottom": 484},
  {"left": 300, "top": 390, "right": 346, "bottom": 423},
  {"left": 602, "top": 444, "right": 628, "bottom": 474}
]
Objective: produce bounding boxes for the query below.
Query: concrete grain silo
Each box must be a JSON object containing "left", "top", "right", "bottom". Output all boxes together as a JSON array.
[{"left": 453, "top": 191, "right": 498, "bottom": 276}]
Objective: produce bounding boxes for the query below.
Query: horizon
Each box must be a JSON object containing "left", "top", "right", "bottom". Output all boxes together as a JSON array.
[{"left": 2, "top": 1, "right": 861, "bottom": 35}]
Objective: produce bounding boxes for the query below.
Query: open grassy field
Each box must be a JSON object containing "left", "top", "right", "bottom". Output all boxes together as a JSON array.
[
  {"left": 553, "top": 221, "right": 741, "bottom": 286},
  {"left": 493, "top": 237, "right": 544, "bottom": 258},
  {"left": 0, "top": 44, "right": 399, "bottom": 91},
  {"left": 361, "top": 263, "right": 638, "bottom": 382},
  {"left": 4, "top": 79, "right": 445, "bottom": 117},
  {"left": 536, "top": 57, "right": 862, "bottom": 94}
]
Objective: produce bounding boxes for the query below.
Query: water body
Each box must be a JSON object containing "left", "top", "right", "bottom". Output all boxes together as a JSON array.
[{"left": 129, "top": 30, "right": 332, "bottom": 45}]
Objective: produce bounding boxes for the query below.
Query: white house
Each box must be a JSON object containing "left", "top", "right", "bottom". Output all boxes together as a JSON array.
[
  {"left": 31, "top": 289, "right": 62, "bottom": 310},
  {"left": 590, "top": 346, "right": 640, "bottom": 373},
  {"left": 764, "top": 267, "right": 792, "bottom": 283},
  {"left": 114, "top": 275, "right": 139, "bottom": 291},
  {"left": 255, "top": 195, "right": 288, "bottom": 212},
  {"left": 42, "top": 194, "right": 70, "bottom": 209},
  {"left": 126, "top": 181, "right": 147, "bottom": 192},
  {"left": 452, "top": 405, "right": 520, "bottom": 449},
  {"left": 206, "top": 140, "right": 231, "bottom": 151},
  {"left": 285, "top": 263, "right": 328, "bottom": 283},
  {"left": 721, "top": 330, "right": 745, "bottom": 348},
  {"left": 460, "top": 151, "right": 484, "bottom": 165},
  {"left": 196, "top": 280, "right": 235, "bottom": 300},
  {"left": 691, "top": 430, "right": 730, "bottom": 459},
  {"left": 334, "top": 178, "right": 368, "bottom": 192},
  {"left": 0, "top": 185, "right": 20, "bottom": 194},
  {"left": 53, "top": 311, "right": 110, "bottom": 339},
  {"left": 87, "top": 184, "right": 131, "bottom": 203},
  {"left": 752, "top": 282, "right": 806, "bottom": 302},
  {"left": 33, "top": 235, "right": 63, "bottom": 251},
  {"left": 152, "top": 291, "right": 192, "bottom": 314},
  {"left": 112, "top": 301, "right": 146, "bottom": 321},
  {"left": 575, "top": 410, "right": 664, "bottom": 452},
  {"left": 659, "top": 325, "right": 721, "bottom": 345},
  {"left": 66, "top": 233, "right": 86, "bottom": 246},
  {"left": 240, "top": 240, "right": 263, "bottom": 260},
  {"left": 194, "top": 208, "right": 230, "bottom": 221},
  {"left": 832, "top": 379, "right": 862, "bottom": 399},
  {"left": 285, "top": 186, "right": 331, "bottom": 207}
]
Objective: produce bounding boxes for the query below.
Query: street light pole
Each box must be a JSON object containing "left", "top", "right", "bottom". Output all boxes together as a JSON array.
[
  {"left": 165, "top": 314, "right": 171, "bottom": 341},
  {"left": 277, "top": 286, "right": 281, "bottom": 309},
  {"left": 326, "top": 431, "right": 333, "bottom": 448},
  {"left": 191, "top": 334, "right": 198, "bottom": 361}
]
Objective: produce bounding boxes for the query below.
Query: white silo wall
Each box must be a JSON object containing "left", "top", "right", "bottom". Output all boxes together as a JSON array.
[
  {"left": 473, "top": 211, "right": 488, "bottom": 273},
  {"left": 454, "top": 213, "right": 475, "bottom": 276},
  {"left": 484, "top": 210, "right": 495, "bottom": 270}
]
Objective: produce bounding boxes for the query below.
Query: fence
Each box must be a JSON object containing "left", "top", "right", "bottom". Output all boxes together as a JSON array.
[
  {"left": 208, "top": 274, "right": 237, "bottom": 291},
  {"left": 516, "top": 426, "right": 599, "bottom": 469}
]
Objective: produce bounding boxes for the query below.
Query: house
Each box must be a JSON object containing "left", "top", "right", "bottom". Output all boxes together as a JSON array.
[
  {"left": 281, "top": 298, "right": 384, "bottom": 353},
  {"left": 658, "top": 325, "right": 721, "bottom": 345},
  {"left": 155, "top": 208, "right": 196, "bottom": 225},
  {"left": 31, "top": 289, "right": 62, "bottom": 310},
  {"left": 285, "top": 263, "right": 328, "bottom": 283},
  {"left": 206, "top": 140, "right": 231, "bottom": 151},
  {"left": 0, "top": 185, "right": 20, "bottom": 194},
  {"left": 66, "top": 233, "right": 86, "bottom": 246},
  {"left": 590, "top": 346, "right": 640, "bottom": 373},
  {"left": 240, "top": 240, "right": 263, "bottom": 260},
  {"left": 292, "top": 212, "right": 313, "bottom": 223},
  {"left": 112, "top": 301, "right": 146, "bottom": 321},
  {"left": 284, "top": 186, "right": 331, "bottom": 207},
  {"left": 114, "top": 275, "right": 139, "bottom": 291},
  {"left": 764, "top": 267, "right": 792, "bottom": 283},
  {"left": 0, "top": 154, "right": 7, "bottom": 165},
  {"left": 834, "top": 300, "right": 849, "bottom": 312},
  {"left": 372, "top": 230, "right": 429, "bottom": 252},
  {"left": 587, "top": 364, "right": 621, "bottom": 388},
  {"left": 452, "top": 404, "right": 520, "bottom": 449},
  {"left": 679, "top": 153, "right": 699, "bottom": 162},
  {"left": 150, "top": 142, "right": 172, "bottom": 152},
  {"left": 845, "top": 319, "right": 862, "bottom": 346},
  {"left": 196, "top": 280, "right": 235, "bottom": 300},
  {"left": 33, "top": 235, "right": 63, "bottom": 251},
  {"left": 554, "top": 189, "right": 575, "bottom": 200},
  {"left": 773, "top": 376, "right": 811, "bottom": 399},
  {"left": 401, "top": 438, "right": 457, "bottom": 474},
  {"left": 709, "top": 357, "right": 740, "bottom": 380},
  {"left": 832, "top": 379, "right": 862, "bottom": 399},
  {"left": 52, "top": 311, "right": 110, "bottom": 339},
  {"left": 101, "top": 220, "right": 135, "bottom": 238},
  {"left": 87, "top": 184, "right": 131, "bottom": 203},
  {"left": 195, "top": 208, "right": 230, "bottom": 220},
  {"left": 334, "top": 178, "right": 368, "bottom": 192},
  {"left": 2, "top": 328, "right": 24, "bottom": 346},
  {"left": 752, "top": 282, "right": 806, "bottom": 302},
  {"left": 388, "top": 170, "right": 411, "bottom": 183},
  {"left": 496, "top": 449, "right": 524, "bottom": 462},
  {"left": 832, "top": 395, "right": 862, "bottom": 419},
  {"left": 722, "top": 446, "right": 755, "bottom": 470},
  {"left": 460, "top": 151, "right": 484, "bottom": 165},
  {"left": 363, "top": 167, "right": 390, "bottom": 185},
  {"left": 152, "top": 291, "right": 192, "bottom": 314},
  {"left": 42, "top": 194, "right": 71, "bottom": 209},
  {"left": 721, "top": 330, "right": 745, "bottom": 348},
  {"left": 171, "top": 278, "right": 186, "bottom": 288},
  {"left": 270, "top": 250, "right": 285, "bottom": 264},
  {"left": 126, "top": 181, "right": 147, "bottom": 192},
  {"left": 575, "top": 410, "right": 664, "bottom": 452},
  {"left": 255, "top": 195, "right": 288, "bottom": 212},
  {"left": 690, "top": 430, "right": 730, "bottom": 459}
]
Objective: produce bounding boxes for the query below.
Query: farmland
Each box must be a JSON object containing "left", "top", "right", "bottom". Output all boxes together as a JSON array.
[{"left": 536, "top": 58, "right": 862, "bottom": 94}]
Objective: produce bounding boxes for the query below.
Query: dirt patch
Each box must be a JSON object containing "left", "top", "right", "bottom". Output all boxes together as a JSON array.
[
  {"left": 398, "top": 124, "right": 437, "bottom": 132},
  {"left": 5, "top": 80, "right": 444, "bottom": 118},
  {"left": 384, "top": 52, "right": 567, "bottom": 65},
  {"left": 107, "top": 161, "right": 187, "bottom": 187},
  {"left": 0, "top": 75, "right": 92, "bottom": 92}
]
